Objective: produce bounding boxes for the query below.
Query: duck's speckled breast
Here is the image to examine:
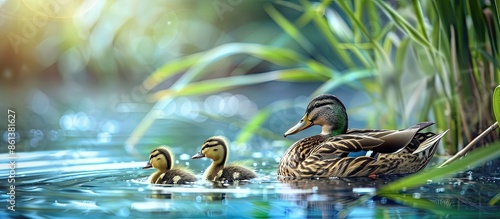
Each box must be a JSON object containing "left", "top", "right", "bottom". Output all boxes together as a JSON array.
[{"left": 277, "top": 135, "right": 328, "bottom": 176}]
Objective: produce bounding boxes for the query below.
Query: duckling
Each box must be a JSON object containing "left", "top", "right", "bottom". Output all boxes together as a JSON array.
[
  {"left": 278, "top": 94, "right": 448, "bottom": 178},
  {"left": 143, "top": 146, "right": 197, "bottom": 184},
  {"left": 191, "top": 136, "right": 257, "bottom": 181}
]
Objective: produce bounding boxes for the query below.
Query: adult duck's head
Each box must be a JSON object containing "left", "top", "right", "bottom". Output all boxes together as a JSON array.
[{"left": 284, "top": 94, "right": 348, "bottom": 137}]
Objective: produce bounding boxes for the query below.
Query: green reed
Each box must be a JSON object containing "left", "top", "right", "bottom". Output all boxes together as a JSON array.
[{"left": 129, "top": 0, "right": 499, "bottom": 162}]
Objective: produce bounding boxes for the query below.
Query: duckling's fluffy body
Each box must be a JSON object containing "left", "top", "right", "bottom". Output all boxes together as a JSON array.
[
  {"left": 143, "top": 146, "right": 197, "bottom": 184},
  {"left": 205, "top": 164, "right": 256, "bottom": 181},
  {"left": 191, "top": 136, "right": 257, "bottom": 181}
]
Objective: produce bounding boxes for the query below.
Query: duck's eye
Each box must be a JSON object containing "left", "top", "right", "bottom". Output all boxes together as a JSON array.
[
  {"left": 213, "top": 148, "right": 218, "bottom": 152},
  {"left": 156, "top": 157, "right": 161, "bottom": 161}
]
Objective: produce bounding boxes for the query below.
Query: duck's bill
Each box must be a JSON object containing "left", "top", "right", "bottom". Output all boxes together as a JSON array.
[
  {"left": 142, "top": 161, "right": 152, "bottom": 169},
  {"left": 191, "top": 152, "right": 205, "bottom": 159},
  {"left": 284, "top": 115, "right": 313, "bottom": 137}
]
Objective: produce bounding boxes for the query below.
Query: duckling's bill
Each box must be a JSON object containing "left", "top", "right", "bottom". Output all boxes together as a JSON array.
[
  {"left": 284, "top": 115, "right": 314, "bottom": 137},
  {"left": 191, "top": 151, "right": 205, "bottom": 159},
  {"left": 143, "top": 161, "right": 153, "bottom": 169}
]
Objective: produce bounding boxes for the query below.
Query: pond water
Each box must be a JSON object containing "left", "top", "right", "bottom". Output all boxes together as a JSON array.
[
  {"left": 1, "top": 88, "right": 500, "bottom": 218},
  {"left": 1, "top": 140, "right": 500, "bottom": 219}
]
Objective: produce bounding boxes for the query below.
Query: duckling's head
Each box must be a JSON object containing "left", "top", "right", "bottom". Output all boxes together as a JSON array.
[
  {"left": 284, "top": 94, "right": 348, "bottom": 137},
  {"left": 143, "top": 146, "right": 174, "bottom": 172},
  {"left": 191, "top": 136, "right": 228, "bottom": 165}
]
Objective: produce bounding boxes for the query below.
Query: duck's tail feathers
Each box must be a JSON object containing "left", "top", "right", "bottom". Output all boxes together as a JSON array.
[
  {"left": 409, "top": 121, "right": 435, "bottom": 132},
  {"left": 412, "top": 129, "right": 448, "bottom": 155}
]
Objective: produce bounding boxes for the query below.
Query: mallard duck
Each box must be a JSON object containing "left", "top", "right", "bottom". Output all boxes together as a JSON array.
[
  {"left": 143, "top": 146, "right": 197, "bottom": 184},
  {"left": 191, "top": 136, "right": 257, "bottom": 181},
  {"left": 278, "top": 94, "right": 448, "bottom": 178}
]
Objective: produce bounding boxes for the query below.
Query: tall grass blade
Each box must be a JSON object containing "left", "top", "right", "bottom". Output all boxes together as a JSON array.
[
  {"left": 494, "top": 85, "right": 500, "bottom": 123},
  {"left": 311, "top": 69, "right": 373, "bottom": 96},
  {"left": 489, "top": 191, "right": 500, "bottom": 206},
  {"left": 374, "top": 0, "right": 435, "bottom": 52},
  {"left": 149, "top": 69, "right": 326, "bottom": 100}
]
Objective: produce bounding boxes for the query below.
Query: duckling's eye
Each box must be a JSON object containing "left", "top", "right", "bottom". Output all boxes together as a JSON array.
[
  {"left": 149, "top": 153, "right": 160, "bottom": 160},
  {"left": 156, "top": 157, "right": 161, "bottom": 161},
  {"left": 213, "top": 148, "right": 218, "bottom": 152}
]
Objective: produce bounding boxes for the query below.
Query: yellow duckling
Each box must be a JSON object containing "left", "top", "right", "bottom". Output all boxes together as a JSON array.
[
  {"left": 143, "top": 146, "right": 197, "bottom": 184},
  {"left": 191, "top": 136, "right": 257, "bottom": 181}
]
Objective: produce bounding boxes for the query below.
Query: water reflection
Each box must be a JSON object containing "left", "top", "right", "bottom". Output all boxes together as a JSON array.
[
  {"left": 278, "top": 178, "right": 380, "bottom": 218},
  {"left": 1, "top": 141, "right": 500, "bottom": 218},
  {"left": 1, "top": 66, "right": 496, "bottom": 218}
]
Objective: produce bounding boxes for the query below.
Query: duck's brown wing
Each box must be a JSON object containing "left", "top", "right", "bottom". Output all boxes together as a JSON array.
[
  {"left": 312, "top": 135, "right": 385, "bottom": 156},
  {"left": 344, "top": 122, "right": 436, "bottom": 154}
]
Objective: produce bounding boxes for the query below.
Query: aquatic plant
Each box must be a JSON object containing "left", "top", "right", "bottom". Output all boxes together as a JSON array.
[{"left": 129, "top": 0, "right": 500, "bottom": 158}]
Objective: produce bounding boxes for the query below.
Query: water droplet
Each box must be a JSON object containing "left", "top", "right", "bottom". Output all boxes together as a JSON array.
[
  {"left": 116, "top": 208, "right": 130, "bottom": 217},
  {"left": 252, "top": 152, "right": 263, "bottom": 158},
  {"left": 426, "top": 179, "right": 433, "bottom": 184},
  {"left": 48, "top": 130, "right": 58, "bottom": 141},
  {"left": 162, "top": 100, "right": 177, "bottom": 116},
  {"left": 366, "top": 199, "right": 375, "bottom": 208},
  {"left": 137, "top": 188, "right": 144, "bottom": 192},
  {"left": 274, "top": 156, "right": 281, "bottom": 163},
  {"left": 237, "top": 97, "right": 257, "bottom": 119},
  {"left": 102, "top": 120, "right": 120, "bottom": 133},
  {"left": 334, "top": 202, "right": 343, "bottom": 210},
  {"left": 435, "top": 188, "right": 445, "bottom": 193},
  {"left": 97, "top": 132, "right": 112, "bottom": 143},
  {"left": 179, "top": 153, "right": 190, "bottom": 160},
  {"left": 60, "top": 114, "right": 74, "bottom": 130},
  {"left": 196, "top": 196, "right": 202, "bottom": 202},
  {"left": 178, "top": 98, "right": 193, "bottom": 117},
  {"left": 75, "top": 112, "right": 91, "bottom": 131},
  {"left": 412, "top": 193, "right": 421, "bottom": 199},
  {"left": 221, "top": 94, "right": 239, "bottom": 117},
  {"left": 30, "top": 138, "right": 39, "bottom": 147},
  {"left": 380, "top": 197, "right": 387, "bottom": 204}
]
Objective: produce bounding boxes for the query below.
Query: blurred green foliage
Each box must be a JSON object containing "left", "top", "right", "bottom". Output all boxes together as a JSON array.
[
  {"left": 130, "top": 0, "right": 499, "bottom": 156},
  {"left": 2, "top": 1, "right": 498, "bottom": 156}
]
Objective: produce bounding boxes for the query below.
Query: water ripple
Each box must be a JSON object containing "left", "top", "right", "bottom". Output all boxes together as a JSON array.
[{"left": 1, "top": 150, "right": 500, "bottom": 218}]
